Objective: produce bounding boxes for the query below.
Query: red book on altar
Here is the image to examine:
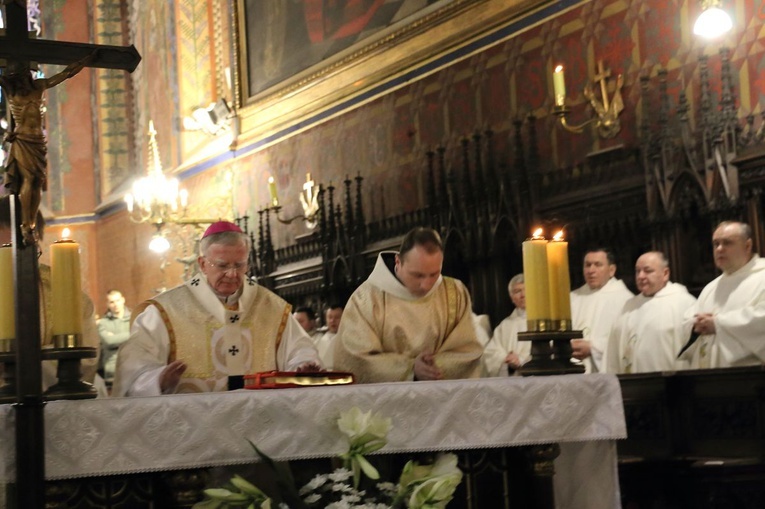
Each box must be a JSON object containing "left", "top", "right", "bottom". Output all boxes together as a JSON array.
[{"left": 244, "top": 370, "right": 355, "bottom": 389}]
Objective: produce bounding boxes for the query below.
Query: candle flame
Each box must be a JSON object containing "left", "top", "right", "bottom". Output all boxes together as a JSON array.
[
  {"left": 61, "top": 228, "right": 71, "bottom": 239},
  {"left": 268, "top": 176, "right": 274, "bottom": 184},
  {"left": 554, "top": 65, "right": 563, "bottom": 73},
  {"left": 532, "top": 228, "right": 544, "bottom": 238},
  {"left": 553, "top": 230, "right": 564, "bottom": 241}
]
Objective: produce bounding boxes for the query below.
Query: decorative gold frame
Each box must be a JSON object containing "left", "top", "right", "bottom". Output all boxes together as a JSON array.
[{"left": 233, "top": 0, "right": 552, "bottom": 146}]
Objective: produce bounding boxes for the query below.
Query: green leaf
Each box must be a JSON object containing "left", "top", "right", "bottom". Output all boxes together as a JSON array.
[
  {"left": 246, "top": 440, "right": 310, "bottom": 509},
  {"left": 191, "top": 499, "right": 224, "bottom": 509},
  {"left": 356, "top": 454, "right": 380, "bottom": 480},
  {"left": 231, "top": 475, "right": 267, "bottom": 499},
  {"left": 361, "top": 441, "right": 386, "bottom": 454},
  {"left": 205, "top": 488, "right": 236, "bottom": 500},
  {"left": 352, "top": 458, "right": 362, "bottom": 488}
]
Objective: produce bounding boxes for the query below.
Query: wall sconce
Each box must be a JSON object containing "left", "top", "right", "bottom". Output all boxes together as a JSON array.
[
  {"left": 182, "top": 98, "right": 232, "bottom": 136},
  {"left": 552, "top": 61, "right": 624, "bottom": 139},
  {"left": 693, "top": 0, "right": 733, "bottom": 39},
  {"left": 266, "top": 173, "right": 320, "bottom": 229}
]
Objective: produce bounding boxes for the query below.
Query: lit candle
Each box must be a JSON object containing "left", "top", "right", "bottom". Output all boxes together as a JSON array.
[
  {"left": 50, "top": 228, "right": 83, "bottom": 336},
  {"left": 553, "top": 65, "right": 566, "bottom": 106},
  {"left": 547, "top": 230, "right": 572, "bottom": 328},
  {"left": 0, "top": 245, "right": 14, "bottom": 340},
  {"left": 522, "top": 228, "right": 550, "bottom": 324},
  {"left": 268, "top": 176, "right": 279, "bottom": 207}
]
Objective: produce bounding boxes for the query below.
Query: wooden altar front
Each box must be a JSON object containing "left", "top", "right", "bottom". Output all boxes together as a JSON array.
[{"left": 0, "top": 375, "right": 626, "bottom": 508}]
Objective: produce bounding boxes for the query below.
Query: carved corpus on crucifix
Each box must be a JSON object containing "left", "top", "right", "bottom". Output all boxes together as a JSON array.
[{"left": 0, "top": 0, "right": 141, "bottom": 244}]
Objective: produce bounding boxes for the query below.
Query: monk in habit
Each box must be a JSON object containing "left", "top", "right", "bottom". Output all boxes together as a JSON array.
[
  {"left": 570, "top": 247, "right": 634, "bottom": 373},
  {"left": 680, "top": 221, "right": 765, "bottom": 369},
  {"left": 113, "top": 221, "right": 320, "bottom": 396},
  {"left": 333, "top": 227, "right": 483, "bottom": 383},
  {"left": 606, "top": 251, "right": 696, "bottom": 374}
]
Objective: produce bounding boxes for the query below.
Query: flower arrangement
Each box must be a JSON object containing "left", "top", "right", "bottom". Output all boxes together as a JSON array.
[{"left": 193, "top": 407, "right": 462, "bottom": 509}]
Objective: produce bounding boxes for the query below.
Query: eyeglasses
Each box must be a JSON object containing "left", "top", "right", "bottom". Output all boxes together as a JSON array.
[{"left": 204, "top": 258, "right": 249, "bottom": 274}]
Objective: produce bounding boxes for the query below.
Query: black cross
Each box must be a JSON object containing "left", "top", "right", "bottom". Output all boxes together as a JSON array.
[
  {"left": 229, "top": 314, "right": 240, "bottom": 323},
  {"left": 228, "top": 346, "right": 240, "bottom": 356},
  {"left": 1, "top": 4, "right": 140, "bottom": 507},
  {"left": 0, "top": 3, "right": 141, "bottom": 72}
]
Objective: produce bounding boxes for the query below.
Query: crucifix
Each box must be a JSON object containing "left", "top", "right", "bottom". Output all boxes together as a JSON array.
[
  {"left": 0, "top": 2, "right": 141, "bottom": 507},
  {"left": 0, "top": 1, "right": 140, "bottom": 243}
]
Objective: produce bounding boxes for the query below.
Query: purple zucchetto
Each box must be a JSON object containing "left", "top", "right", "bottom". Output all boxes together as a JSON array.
[{"left": 202, "top": 221, "right": 243, "bottom": 239}]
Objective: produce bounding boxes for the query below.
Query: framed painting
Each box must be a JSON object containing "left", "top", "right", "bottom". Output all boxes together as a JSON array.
[
  {"left": 238, "top": 1, "right": 468, "bottom": 99},
  {"left": 234, "top": 0, "right": 543, "bottom": 139}
]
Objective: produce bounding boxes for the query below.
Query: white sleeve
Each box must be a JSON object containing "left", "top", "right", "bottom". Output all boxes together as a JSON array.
[
  {"left": 482, "top": 323, "right": 509, "bottom": 377},
  {"left": 276, "top": 315, "right": 321, "bottom": 371},
  {"left": 112, "top": 305, "right": 170, "bottom": 397}
]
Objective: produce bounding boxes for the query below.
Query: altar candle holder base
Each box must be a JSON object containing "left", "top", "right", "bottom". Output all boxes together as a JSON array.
[
  {"left": 517, "top": 330, "right": 586, "bottom": 376},
  {"left": 41, "top": 346, "right": 98, "bottom": 400},
  {"left": 0, "top": 350, "right": 17, "bottom": 404}
]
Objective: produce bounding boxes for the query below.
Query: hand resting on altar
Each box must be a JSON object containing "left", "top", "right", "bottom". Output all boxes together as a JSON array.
[
  {"left": 159, "top": 360, "right": 188, "bottom": 394},
  {"left": 571, "top": 339, "right": 591, "bottom": 360},
  {"left": 414, "top": 351, "right": 443, "bottom": 381}
]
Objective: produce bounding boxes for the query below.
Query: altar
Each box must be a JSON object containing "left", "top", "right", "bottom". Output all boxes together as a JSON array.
[{"left": 1, "top": 374, "right": 625, "bottom": 508}]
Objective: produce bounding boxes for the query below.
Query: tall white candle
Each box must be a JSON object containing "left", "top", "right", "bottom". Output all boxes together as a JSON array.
[
  {"left": 522, "top": 229, "right": 550, "bottom": 322},
  {"left": 553, "top": 65, "right": 566, "bottom": 106},
  {"left": 50, "top": 229, "right": 83, "bottom": 336},
  {"left": 0, "top": 245, "right": 14, "bottom": 340},
  {"left": 547, "top": 231, "right": 572, "bottom": 325}
]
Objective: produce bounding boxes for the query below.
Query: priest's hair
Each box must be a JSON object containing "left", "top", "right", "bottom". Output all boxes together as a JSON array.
[
  {"left": 199, "top": 230, "right": 250, "bottom": 256},
  {"left": 716, "top": 221, "right": 752, "bottom": 241},
  {"left": 508, "top": 273, "right": 524, "bottom": 293},
  {"left": 398, "top": 227, "right": 443, "bottom": 258}
]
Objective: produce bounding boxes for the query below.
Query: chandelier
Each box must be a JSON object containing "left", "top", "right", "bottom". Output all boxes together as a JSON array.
[{"left": 124, "top": 120, "right": 188, "bottom": 226}]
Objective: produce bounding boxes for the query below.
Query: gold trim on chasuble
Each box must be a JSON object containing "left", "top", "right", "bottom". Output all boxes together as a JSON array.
[
  {"left": 141, "top": 290, "right": 293, "bottom": 383},
  {"left": 440, "top": 277, "right": 459, "bottom": 351}
]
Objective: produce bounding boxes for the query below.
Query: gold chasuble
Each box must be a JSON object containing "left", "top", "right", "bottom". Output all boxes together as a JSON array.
[
  {"left": 120, "top": 275, "right": 293, "bottom": 394},
  {"left": 334, "top": 252, "right": 483, "bottom": 383}
]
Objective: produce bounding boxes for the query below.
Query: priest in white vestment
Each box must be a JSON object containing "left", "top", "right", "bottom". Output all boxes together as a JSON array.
[
  {"left": 333, "top": 227, "right": 483, "bottom": 383},
  {"left": 606, "top": 252, "right": 696, "bottom": 373},
  {"left": 113, "top": 222, "right": 320, "bottom": 396},
  {"left": 570, "top": 248, "right": 634, "bottom": 373},
  {"left": 482, "top": 274, "right": 530, "bottom": 376},
  {"left": 680, "top": 221, "right": 765, "bottom": 368},
  {"left": 313, "top": 304, "right": 343, "bottom": 369}
]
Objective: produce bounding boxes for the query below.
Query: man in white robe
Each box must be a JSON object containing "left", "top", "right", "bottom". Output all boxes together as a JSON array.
[
  {"left": 570, "top": 248, "right": 634, "bottom": 373},
  {"left": 294, "top": 306, "right": 322, "bottom": 340},
  {"left": 113, "top": 221, "right": 320, "bottom": 396},
  {"left": 606, "top": 251, "right": 696, "bottom": 373},
  {"left": 314, "top": 304, "right": 343, "bottom": 369},
  {"left": 334, "top": 227, "right": 483, "bottom": 383},
  {"left": 482, "top": 274, "right": 530, "bottom": 376},
  {"left": 680, "top": 221, "right": 765, "bottom": 368}
]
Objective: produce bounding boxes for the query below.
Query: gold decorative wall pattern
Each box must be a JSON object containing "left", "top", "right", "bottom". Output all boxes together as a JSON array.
[
  {"left": 94, "top": 0, "right": 133, "bottom": 199},
  {"left": 177, "top": 0, "right": 217, "bottom": 157}
]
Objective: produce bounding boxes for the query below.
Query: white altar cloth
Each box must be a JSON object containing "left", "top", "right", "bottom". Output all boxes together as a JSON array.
[{"left": 0, "top": 374, "right": 626, "bottom": 508}]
